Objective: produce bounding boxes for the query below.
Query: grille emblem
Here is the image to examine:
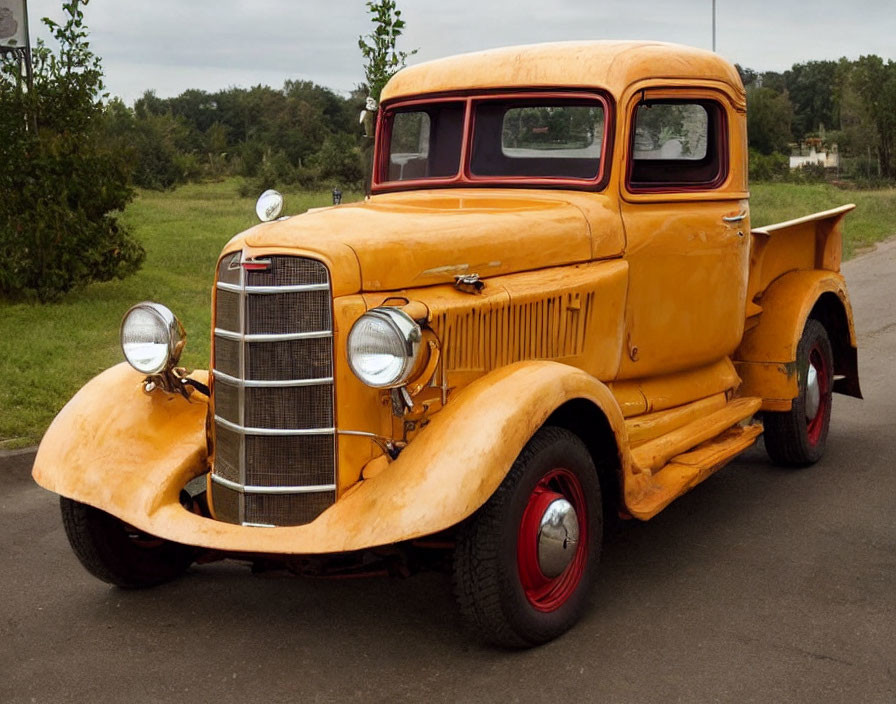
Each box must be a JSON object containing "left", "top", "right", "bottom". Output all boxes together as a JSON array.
[{"left": 240, "top": 256, "right": 271, "bottom": 271}]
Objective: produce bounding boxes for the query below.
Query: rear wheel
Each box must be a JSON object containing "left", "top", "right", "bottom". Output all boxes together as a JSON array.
[
  {"left": 60, "top": 497, "right": 194, "bottom": 588},
  {"left": 452, "top": 427, "right": 602, "bottom": 647},
  {"left": 764, "top": 318, "right": 834, "bottom": 466}
]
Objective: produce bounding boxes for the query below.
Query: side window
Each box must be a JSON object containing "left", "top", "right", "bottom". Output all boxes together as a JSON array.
[{"left": 628, "top": 99, "right": 727, "bottom": 190}]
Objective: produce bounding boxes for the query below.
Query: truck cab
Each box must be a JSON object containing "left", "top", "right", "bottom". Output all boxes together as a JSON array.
[{"left": 34, "top": 41, "right": 861, "bottom": 647}]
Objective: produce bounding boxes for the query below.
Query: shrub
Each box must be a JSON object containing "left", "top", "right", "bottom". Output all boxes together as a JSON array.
[
  {"left": 748, "top": 149, "right": 790, "bottom": 182},
  {"left": 313, "top": 134, "right": 365, "bottom": 187},
  {"left": 0, "top": 1, "right": 144, "bottom": 301},
  {"left": 791, "top": 162, "right": 827, "bottom": 183}
]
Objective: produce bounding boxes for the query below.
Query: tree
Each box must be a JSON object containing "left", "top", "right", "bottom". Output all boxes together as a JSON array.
[
  {"left": 848, "top": 55, "right": 896, "bottom": 179},
  {"left": 358, "top": 0, "right": 416, "bottom": 103},
  {"left": 784, "top": 60, "right": 839, "bottom": 140},
  {"left": 746, "top": 86, "right": 793, "bottom": 155},
  {"left": 0, "top": 0, "right": 144, "bottom": 301},
  {"left": 735, "top": 64, "right": 758, "bottom": 89}
]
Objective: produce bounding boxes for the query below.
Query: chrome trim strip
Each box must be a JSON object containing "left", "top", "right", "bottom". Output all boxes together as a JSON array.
[
  {"left": 238, "top": 254, "right": 247, "bottom": 524},
  {"left": 337, "top": 429, "right": 387, "bottom": 439},
  {"left": 212, "top": 369, "right": 334, "bottom": 388},
  {"left": 337, "top": 429, "right": 395, "bottom": 456},
  {"left": 217, "top": 281, "right": 330, "bottom": 294},
  {"left": 212, "top": 473, "right": 337, "bottom": 495},
  {"left": 214, "top": 328, "right": 332, "bottom": 342},
  {"left": 215, "top": 415, "right": 335, "bottom": 436},
  {"left": 242, "top": 521, "right": 276, "bottom": 528}
]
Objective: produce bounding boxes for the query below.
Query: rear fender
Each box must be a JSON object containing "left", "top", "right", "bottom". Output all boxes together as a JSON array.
[{"left": 735, "top": 270, "right": 860, "bottom": 410}]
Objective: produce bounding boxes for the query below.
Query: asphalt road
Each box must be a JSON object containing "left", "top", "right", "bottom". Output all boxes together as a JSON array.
[{"left": 2, "top": 243, "right": 895, "bottom": 704}]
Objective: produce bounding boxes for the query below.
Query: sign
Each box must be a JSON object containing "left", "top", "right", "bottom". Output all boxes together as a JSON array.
[{"left": 0, "top": 0, "right": 28, "bottom": 50}]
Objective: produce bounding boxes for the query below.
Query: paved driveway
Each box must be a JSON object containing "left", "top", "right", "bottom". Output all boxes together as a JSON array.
[{"left": 2, "top": 243, "right": 894, "bottom": 703}]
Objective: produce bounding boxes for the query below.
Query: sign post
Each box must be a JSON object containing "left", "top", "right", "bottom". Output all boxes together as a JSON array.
[
  {"left": 0, "top": 0, "right": 32, "bottom": 87},
  {"left": 0, "top": 0, "right": 35, "bottom": 129}
]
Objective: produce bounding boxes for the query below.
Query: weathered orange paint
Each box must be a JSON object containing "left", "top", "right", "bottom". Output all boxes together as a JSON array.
[
  {"left": 625, "top": 424, "right": 763, "bottom": 519},
  {"left": 626, "top": 393, "right": 727, "bottom": 447},
  {"left": 33, "top": 364, "right": 209, "bottom": 516},
  {"left": 224, "top": 190, "right": 624, "bottom": 293},
  {"left": 381, "top": 41, "right": 744, "bottom": 107},
  {"left": 735, "top": 267, "right": 858, "bottom": 408},
  {"left": 631, "top": 397, "right": 761, "bottom": 474},
  {"left": 35, "top": 362, "right": 629, "bottom": 554},
  {"left": 610, "top": 358, "right": 740, "bottom": 417},
  {"left": 33, "top": 41, "right": 860, "bottom": 553},
  {"left": 746, "top": 205, "right": 854, "bottom": 311}
]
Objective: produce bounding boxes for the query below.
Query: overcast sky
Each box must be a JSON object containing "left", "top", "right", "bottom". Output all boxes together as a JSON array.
[{"left": 22, "top": 0, "right": 896, "bottom": 104}]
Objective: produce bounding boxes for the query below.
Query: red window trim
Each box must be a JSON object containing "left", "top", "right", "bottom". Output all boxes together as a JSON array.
[
  {"left": 372, "top": 90, "right": 615, "bottom": 195},
  {"left": 624, "top": 98, "right": 730, "bottom": 195}
]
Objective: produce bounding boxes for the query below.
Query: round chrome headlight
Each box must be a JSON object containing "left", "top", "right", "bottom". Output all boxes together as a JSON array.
[
  {"left": 347, "top": 307, "right": 422, "bottom": 388},
  {"left": 120, "top": 302, "right": 185, "bottom": 375},
  {"left": 255, "top": 189, "right": 284, "bottom": 222}
]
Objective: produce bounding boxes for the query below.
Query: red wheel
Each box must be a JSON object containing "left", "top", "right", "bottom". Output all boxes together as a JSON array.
[
  {"left": 516, "top": 468, "right": 588, "bottom": 612},
  {"left": 453, "top": 427, "right": 603, "bottom": 647},
  {"left": 805, "top": 342, "right": 832, "bottom": 448},
  {"left": 764, "top": 318, "right": 834, "bottom": 466}
]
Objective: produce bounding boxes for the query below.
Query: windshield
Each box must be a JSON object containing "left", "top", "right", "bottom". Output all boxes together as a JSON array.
[{"left": 378, "top": 93, "right": 609, "bottom": 189}]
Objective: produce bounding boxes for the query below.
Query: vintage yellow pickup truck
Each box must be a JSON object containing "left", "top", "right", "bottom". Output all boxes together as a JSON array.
[{"left": 34, "top": 41, "right": 861, "bottom": 647}]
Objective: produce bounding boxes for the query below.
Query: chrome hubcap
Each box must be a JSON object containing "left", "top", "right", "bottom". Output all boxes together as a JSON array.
[
  {"left": 805, "top": 362, "right": 821, "bottom": 421},
  {"left": 536, "top": 498, "right": 580, "bottom": 578}
]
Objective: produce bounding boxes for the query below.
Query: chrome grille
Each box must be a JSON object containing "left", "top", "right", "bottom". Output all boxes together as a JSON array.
[{"left": 210, "top": 252, "right": 336, "bottom": 527}]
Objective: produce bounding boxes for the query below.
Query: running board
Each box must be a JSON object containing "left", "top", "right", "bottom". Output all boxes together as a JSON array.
[
  {"left": 626, "top": 423, "right": 763, "bottom": 520},
  {"left": 631, "top": 397, "right": 762, "bottom": 475}
]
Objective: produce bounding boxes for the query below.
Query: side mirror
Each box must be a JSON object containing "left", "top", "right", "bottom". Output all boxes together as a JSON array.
[{"left": 360, "top": 96, "right": 378, "bottom": 138}]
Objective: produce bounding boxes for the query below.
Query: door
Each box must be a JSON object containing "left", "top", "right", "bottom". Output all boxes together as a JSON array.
[{"left": 618, "top": 87, "right": 751, "bottom": 381}]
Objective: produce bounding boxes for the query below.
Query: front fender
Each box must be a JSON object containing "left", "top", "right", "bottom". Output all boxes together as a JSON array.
[
  {"left": 735, "top": 269, "right": 859, "bottom": 409},
  {"left": 337, "top": 361, "right": 630, "bottom": 550},
  {"left": 33, "top": 363, "right": 210, "bottom": 517},
  {"left": 34, "top": 361, "right": 627, "bottom": 555}
]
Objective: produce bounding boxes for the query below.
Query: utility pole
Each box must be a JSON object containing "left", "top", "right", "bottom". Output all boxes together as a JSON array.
[{"left": 712, "top": 0, "right": 717, "bottom": 52}]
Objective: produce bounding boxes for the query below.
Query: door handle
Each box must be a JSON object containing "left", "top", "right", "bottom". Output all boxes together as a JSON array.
[{"left": 723, "top": 211, "right": 748, "bottom": 223}]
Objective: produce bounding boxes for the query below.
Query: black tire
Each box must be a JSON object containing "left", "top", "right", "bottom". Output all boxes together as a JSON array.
[
  {"left": 60, "top": 497, "right": 194, "bottom": 588},
  {"left": 764, "top": 318, "right": 834, "bottom": 466},
  {"left": 452, "top": 427, "right": 602, "bottom": 648}
]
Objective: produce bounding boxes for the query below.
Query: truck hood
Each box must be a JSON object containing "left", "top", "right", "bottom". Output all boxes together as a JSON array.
[{"left": 226, "top": 189, "right": 623, "bottom": 294}]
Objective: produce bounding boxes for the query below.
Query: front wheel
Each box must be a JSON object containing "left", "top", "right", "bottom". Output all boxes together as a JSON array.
[
  {"left": 452, "top": 427, "right": 602, "bottom": 647},
  {"left": 60, "top": 497, "right": 195, "bottom": 588},
  {"left": 764, "top": 318, "right": 834, "bottom": 466}
]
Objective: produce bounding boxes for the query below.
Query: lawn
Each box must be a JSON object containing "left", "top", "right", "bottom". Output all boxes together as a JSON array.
[
  {"left": 0, "top": 181, "right": 362, "bottom": 449},
  {"left": 1, "top": 180, "right": 893, "bottom": 449},
  {"left": 750, "top": 182, "right": 896, "bottom": 258}
]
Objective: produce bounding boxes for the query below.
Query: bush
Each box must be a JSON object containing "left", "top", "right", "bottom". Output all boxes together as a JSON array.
[
  {"left": 248, "top": 148, "right": 301, "bottom": 192},
  {"left": 790, "top": 162, "right": 827, "bottom": 183},
  {"left": 0, "top": 1, "right": 144, "bottom": 301},
  {"left": 313, "top": 134, "right": 366, "bottom": 188},
  {"left": 748, "top": 149, "right": 790, "bottom": 182}
]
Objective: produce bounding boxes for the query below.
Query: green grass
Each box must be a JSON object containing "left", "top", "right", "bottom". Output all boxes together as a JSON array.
[
  {"left": 1, "top": 180, "right": 893, "bottom": 449},
  {"left": 750, "top": 182, "right": 896, "bottom": 259},
  {"left": 0, "top": 180, "right": 362, "bottom": 449}
]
